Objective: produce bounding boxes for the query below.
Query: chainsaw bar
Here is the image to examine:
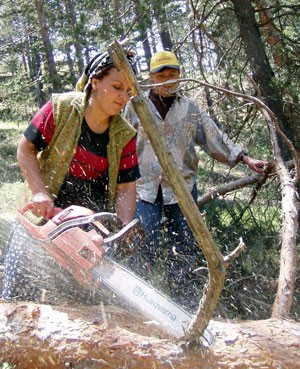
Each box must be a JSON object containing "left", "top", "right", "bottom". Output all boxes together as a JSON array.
[
  {"left": 93, "top": 258, "right": 214, "bottom": 345},
  {"left": 92, "top": 257, "right": 207, "bottom": 340}
]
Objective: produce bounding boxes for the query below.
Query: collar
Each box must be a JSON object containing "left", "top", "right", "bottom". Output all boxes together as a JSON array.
[{"left": 147, "top": 89, "right": 184, "bottom": 100}]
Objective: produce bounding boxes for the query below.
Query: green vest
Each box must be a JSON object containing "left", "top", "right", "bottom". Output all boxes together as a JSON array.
[{"left": 37, "top": 91, "right": 136, "bottom": 208}]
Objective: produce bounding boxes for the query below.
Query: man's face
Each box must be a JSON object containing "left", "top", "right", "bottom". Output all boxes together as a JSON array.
[{"left": 149, "top": 68, "right": 180, "bottom": 97}]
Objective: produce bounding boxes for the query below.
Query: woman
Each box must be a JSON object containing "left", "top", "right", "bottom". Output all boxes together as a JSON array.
[
  {"left": 18, "top": 50, "right": 140, "bottom": 224},
  {"left": 1, "top": 50, "right": 140, "bottom": 303}
]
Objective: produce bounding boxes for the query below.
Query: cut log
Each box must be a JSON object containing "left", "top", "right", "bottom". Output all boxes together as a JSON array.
[{"left": 0, "top": 301, "right": 299, "bottom": 369}]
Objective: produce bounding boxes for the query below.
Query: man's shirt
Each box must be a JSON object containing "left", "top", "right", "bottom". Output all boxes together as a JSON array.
[{"left": 124, "top": 90, "right": 242, "bottom": 205}]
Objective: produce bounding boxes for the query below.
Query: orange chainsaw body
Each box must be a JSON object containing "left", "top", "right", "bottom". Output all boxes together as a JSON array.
[{"left": 17, "top": 205, "right": 107, "bottom": 289}]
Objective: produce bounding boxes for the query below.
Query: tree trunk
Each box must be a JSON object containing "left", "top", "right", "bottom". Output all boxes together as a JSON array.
[
  {"left": 152, "top": 0, "right": 173, "bottom": 49},
  {"left": 254, "top": 0, "right": 287, "bottom": 67},
  {"left": 34, "top": 0, "right": 61, "bottom": 92},
  {"left": 231, "top": 0, "right": 298, "bottom": 157},
  {"left": 63, "top": 0, "right": 84, "bottom": 73},
  {"left": 0, "top": 301, "right": 299, "bottom": 369},
  {"left": 265, "top": 120, "right": 299, "bottom": 318},
  {"left": 133, "top": 0, "right": 153, "bottom": 69},
  {"left": 231, "top": 0, "right": 299, "bottom": 319},
  {"left": 65, "top": 42, "right": 77, "bottom": 86}
]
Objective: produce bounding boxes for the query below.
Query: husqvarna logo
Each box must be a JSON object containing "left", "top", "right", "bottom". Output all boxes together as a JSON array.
[
  {"left": 133, "top": 286, "right": 143, "bottom": 296},
  {"left": 132, "top": 286, "right": 176, "bottom": 321}
]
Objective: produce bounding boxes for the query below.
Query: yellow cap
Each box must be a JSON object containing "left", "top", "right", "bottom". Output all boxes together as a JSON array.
[{"left": 150, "top": 51, "right": 180, "bottom": 73}]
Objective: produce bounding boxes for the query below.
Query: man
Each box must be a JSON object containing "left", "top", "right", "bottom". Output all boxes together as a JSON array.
[{"left": 125, "top": 50, "right": 267, "bottom": 312}]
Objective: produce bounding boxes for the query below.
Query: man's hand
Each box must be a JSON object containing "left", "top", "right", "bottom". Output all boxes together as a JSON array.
[{"left": 242, "top": 155, "right": 269, "bottom": 175}]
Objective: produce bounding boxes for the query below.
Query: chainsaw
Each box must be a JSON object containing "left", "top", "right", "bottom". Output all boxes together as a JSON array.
[{"left": 15, "top": 204, "right": 213, "bottom": 343}]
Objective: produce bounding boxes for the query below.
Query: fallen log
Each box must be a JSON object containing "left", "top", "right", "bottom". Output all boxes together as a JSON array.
[{"left": 0, "top": 301, "right": 299, "bottom": 369}]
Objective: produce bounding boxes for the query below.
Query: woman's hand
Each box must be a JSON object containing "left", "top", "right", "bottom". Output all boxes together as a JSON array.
[{"left": 30, "top": 192, "right": 54, "bottom": 219}]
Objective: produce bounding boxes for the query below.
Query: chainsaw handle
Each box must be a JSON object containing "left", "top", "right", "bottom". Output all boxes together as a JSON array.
[
  {"left": 103, "top": 219, "right": 139, "bottom": 244},
  {"left": 47, "top": 212, "right": 120, "bottom": 240},
  {"left": 18, "top": 203, "right": 62, "bottom": 218}
]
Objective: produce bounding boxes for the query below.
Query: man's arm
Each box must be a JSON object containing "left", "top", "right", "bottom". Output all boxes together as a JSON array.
[{"left": 194, "top": 105, "right": 268, "bottom": 174}]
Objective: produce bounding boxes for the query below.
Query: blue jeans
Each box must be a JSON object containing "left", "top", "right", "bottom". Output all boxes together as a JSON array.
[{"left": 127, "top": 185, "right": 203, "bottom": 311}]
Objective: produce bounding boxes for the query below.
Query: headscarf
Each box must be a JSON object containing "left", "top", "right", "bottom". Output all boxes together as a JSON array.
[{"left": 76, "top": 50, "right": 136, "bottom": 92}]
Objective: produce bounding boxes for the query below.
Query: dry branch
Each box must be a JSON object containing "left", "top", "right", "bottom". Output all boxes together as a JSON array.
[{"left": 265, "top": 116, "right": 299, "bottom": 318}]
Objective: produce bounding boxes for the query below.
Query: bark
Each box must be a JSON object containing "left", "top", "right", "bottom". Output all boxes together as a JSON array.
[
  {"left": 133, "top": 0, "right": 152, "bottom": 68},
  {"left": 272, "top": 177, "right": 299, "bottom": 317},
  {"left": 112, "top": 0, "right": 124, "bottom": 36},
  {"left": 152, "top": 0, "right": 173, "bottom": 49},
  {"left": 254, "top": 0, "right": 287, "bottom": 67},
  {"left": 0, "top": 301, "right": 299, "bottom": 369},
  {"left": 109, "top": 40, "right": 300, "bottom": 333},
  {"left": 26, "top": 38, "right": 46, "bottom": 107},
  {"left": 65, "top": 42, "right": 77, "bottom": 85}
]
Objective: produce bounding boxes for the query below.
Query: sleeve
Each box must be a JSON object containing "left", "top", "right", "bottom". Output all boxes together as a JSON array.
[
  {"left": 24, "top": 101, "right": 55, "bottom": 151},
  {"left": 194, "top": 104, "right": 242, "bottom": 167},
  {"left": 117, "top": 136, "right": 140, "bottom": 183}
]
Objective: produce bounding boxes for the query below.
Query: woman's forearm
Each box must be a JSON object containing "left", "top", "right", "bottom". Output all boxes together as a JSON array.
[
  {"left": 115, "top": 182, "right": 137, "bottom": 225},
  {"left": 17, "top": 136, "right": 55, "bottom": 218}
]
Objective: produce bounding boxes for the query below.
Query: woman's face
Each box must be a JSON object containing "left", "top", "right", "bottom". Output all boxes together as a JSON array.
[
  {"left": 149, "top": 68, "right": 180, "bottom": 97},
  {"left": 90, "top": 68, "right": 133, "bottom": 117}
]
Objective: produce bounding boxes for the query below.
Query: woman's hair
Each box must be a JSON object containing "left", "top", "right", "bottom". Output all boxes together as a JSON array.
[
  {"left": 76, "top": 49, "right": 136, "bottom": 93},
  {"left": 84, "top": 65, "right": 114, "bottom": 99}
]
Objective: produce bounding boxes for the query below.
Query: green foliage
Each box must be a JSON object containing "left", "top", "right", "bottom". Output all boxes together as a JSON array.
[
  {"left": 0, "top": 124, "right": 24, "bottom": 185},
  {"left": 0, "top": 0, "right": 299, "bottom": 126}
]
